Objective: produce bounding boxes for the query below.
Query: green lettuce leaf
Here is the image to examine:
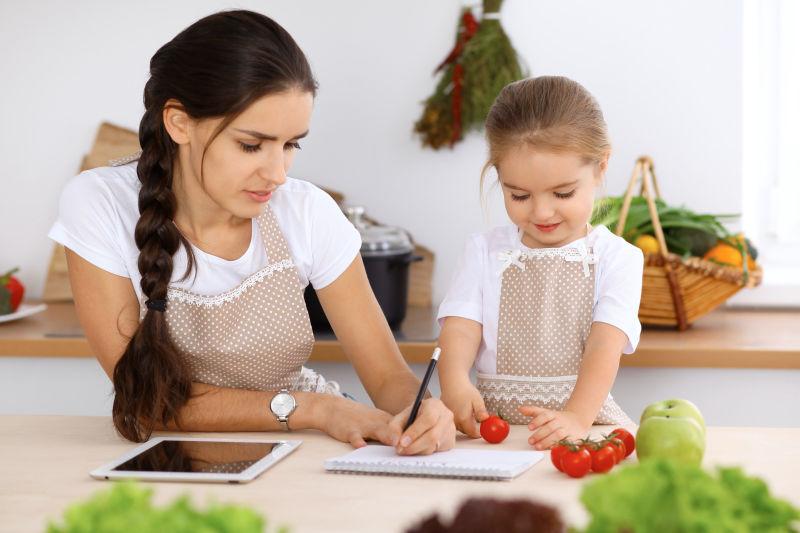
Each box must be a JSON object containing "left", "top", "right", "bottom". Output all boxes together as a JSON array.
[
  {"left": 577, "top": 459, "right": 799, "bottom": 533},
  {"left": 46, "top": 481, "right": 279, "bottom": 533}
]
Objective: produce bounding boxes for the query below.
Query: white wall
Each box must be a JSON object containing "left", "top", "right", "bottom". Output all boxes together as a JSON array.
[{"left": 0, "top": 0, "right": 742, "bottom": 304}]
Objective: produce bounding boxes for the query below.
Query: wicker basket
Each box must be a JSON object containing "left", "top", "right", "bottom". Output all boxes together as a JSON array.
[{"left": 615, "top": 156, "right": 762, "bottom": 331}]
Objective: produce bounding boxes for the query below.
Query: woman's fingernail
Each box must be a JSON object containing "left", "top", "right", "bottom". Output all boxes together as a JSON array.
[
  {"left": 391, "top": 436, "right": 399, "bottom": 446},
  {"left": 400, "top": 436, "right": 411, "bottom": 447}
]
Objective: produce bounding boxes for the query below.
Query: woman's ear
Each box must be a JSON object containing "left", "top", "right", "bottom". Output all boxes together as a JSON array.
[{"left": 162, "top": 99, "right": 191, "bottom": 145}]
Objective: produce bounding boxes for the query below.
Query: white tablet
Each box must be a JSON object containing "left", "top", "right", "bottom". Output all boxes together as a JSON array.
[{"left": 90, "top": 436, "right": 301, "bottom": 484}]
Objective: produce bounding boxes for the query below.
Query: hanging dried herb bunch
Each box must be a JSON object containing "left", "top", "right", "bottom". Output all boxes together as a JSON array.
[{"left": 414, "top": 0, "right": 525, "bottom": 149}]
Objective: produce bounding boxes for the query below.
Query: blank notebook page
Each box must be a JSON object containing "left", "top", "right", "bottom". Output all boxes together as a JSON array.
[{"left": 324, "top": 445, "right": 544, "bottom": 481}]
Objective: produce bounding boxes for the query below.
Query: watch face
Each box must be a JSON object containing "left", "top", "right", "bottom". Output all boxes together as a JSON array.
[{"left": 271, "top": 393, "right": 295, "bottom": 417}]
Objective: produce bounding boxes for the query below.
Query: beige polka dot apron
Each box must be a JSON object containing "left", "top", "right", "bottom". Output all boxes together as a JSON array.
[
  {"left": 476, "top": 230, "right": 631, "bottom": 425},
  {"left": 147, "top": 205, "right": 342, "bottom": 395}
]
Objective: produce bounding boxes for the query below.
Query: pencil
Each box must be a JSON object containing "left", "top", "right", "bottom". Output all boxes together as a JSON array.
[{"left": 403, "top": 347, "right": 441, "bottom": 430}]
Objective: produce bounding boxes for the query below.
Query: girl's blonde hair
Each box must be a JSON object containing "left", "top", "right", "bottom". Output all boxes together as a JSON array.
[{"left": 481, "top": 76, "right": 611, "bottom": 190}]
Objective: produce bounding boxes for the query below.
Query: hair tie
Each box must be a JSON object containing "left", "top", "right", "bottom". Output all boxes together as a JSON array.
[{"left": 145, "top": 299, "right": 167, "bottom": 312}]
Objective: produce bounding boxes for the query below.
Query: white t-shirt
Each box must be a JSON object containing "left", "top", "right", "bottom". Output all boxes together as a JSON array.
[
  {"left": 437, "top": 224, "right": 643, "bottom": 375},
  {"left": 48, "top": 162, "right": 361, "bottom": 303}
]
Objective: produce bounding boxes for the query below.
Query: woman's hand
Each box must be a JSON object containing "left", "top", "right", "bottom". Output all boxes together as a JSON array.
[
  {"left": 440, "top": 380, "right": 489, "bottom": 439},
  {"left": 387, "top": 398, "right": 456, "bottom": 456},
  {"left": 318, "top": 396, "right": 396, "bottom": 448},
  {"left": 519, "top": 405, "right": 592, "bottom": 450}
]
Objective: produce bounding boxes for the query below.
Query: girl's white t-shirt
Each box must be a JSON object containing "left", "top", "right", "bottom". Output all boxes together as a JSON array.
[
  {"left": 437, "top": 224, "right": 644, "bottom": 375},
  {"left": 48, "top": 162, "right": 361, "bottom": 303}
]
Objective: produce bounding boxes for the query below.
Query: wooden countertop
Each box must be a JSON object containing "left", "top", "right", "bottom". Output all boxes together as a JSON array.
[
  {"left": 1, "top": 303, "right": 799, "bottom": 368},
  {"left": 1, "top": 416, "right": 798, "bottom": 532}
]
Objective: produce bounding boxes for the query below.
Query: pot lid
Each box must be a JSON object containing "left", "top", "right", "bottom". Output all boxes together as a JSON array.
[{"left": 344, "top": 206, "right": 413, "bottom": 254}]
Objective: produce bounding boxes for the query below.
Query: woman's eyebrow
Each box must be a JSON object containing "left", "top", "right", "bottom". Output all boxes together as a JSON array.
[{"left": 234, "top": 128, "right": 309, "bottom": 141}]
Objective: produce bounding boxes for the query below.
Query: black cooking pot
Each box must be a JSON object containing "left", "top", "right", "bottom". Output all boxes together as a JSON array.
[{"left": 304, "top": 206, "right": 422, "bottom": 331}]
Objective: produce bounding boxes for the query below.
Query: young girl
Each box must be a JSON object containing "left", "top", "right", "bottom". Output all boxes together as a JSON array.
[
  {"left": 438, "top": 76, "right": 643, "bottom": 451},
  {"left": 49, "top": 10, "right": 454, "bottom": 454}
]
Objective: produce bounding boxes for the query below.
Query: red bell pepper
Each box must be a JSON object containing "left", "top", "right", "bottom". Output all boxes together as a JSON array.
[{"left": 0, "top": 267, "right": 24, "bottom": 314}]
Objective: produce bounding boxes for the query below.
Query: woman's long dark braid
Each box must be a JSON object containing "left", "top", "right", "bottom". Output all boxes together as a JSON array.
[
  {"left": 111, "top": 92, "right": 194, "bottom": 442},
  {"left": 110, "top": 10, "right": 317, "bottom": 442}
]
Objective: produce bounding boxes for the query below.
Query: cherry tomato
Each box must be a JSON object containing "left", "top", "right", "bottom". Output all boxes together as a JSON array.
[
  {"left": 480, "top": 415, "right": 510, "bottom": 444},
  {"left": 550, "top": 444, "right": 568, "bottom": 472},
  {"left": 590, "top": 445, "right": 617, "bottom": 473},
  {"left": 610, "top": 428, "right": 636, "bottom": 458},
  {"left": 608, "top": 437, "right": 627, "bottom": 463},
  {"left": 560, "top": 448, "right": 592, "bottom": 478}
]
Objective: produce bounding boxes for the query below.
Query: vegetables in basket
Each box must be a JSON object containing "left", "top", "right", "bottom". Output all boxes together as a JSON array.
[{"left": 591, "top": 197, "right": 758, "bottom": 266}]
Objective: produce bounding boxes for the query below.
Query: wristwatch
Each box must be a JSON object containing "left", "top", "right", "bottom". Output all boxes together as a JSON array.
[{"left": 270, "top": 389, "right": 297, "bottom": 431}]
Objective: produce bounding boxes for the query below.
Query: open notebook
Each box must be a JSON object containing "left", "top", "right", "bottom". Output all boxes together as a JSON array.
[{"left": 324, "top": 445, "right": 544, "bottom": 481}]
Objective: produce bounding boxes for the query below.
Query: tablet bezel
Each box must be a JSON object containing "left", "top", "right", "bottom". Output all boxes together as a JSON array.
[{"left": 90, "top": 436, "right": 301, "bottom": 483}]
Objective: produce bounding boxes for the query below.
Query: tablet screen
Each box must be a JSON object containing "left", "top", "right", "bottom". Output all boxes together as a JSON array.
[{"left": 112, "top": 440, "right": 280, "bottom": 474}]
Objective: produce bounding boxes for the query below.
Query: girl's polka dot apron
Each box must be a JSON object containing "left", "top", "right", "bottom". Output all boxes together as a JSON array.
[{"left": 476, "top": 229, "right": 631, "bottom": 425}]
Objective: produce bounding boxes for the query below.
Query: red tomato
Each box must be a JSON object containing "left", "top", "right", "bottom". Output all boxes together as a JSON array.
[
  {"left": 560, "top": 448, "right": 592, "bottom": 478},
  {"left": 608, "top": 437, "right": 627, "bottom": 463},
  {"left": 480, "top": 415, "right": 509, "bottom": 444},
  {"left": 590, "top": 445, "right": 616, "bottom": 473},
  {"left": 550, "top": 444, "right": 568, "bottom": 472},
  {"left": 610, "top": 428, "right": 636, "bottom": 458}
]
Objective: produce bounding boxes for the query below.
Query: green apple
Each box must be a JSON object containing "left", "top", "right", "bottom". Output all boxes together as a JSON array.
[
  {"left": 636, "top": 416, "right": 705, "bottom": 466},
  {"left": 640, "top": 398, "right": 706, "bottom": 436},
  {"left": 637, "top": 399, "right": 706, "bottom": 466}
]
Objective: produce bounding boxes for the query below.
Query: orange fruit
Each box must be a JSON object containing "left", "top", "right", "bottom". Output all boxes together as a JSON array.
[
  {"left": 703, "top": 242, "right": 745, "bottom": 268},
  {"left": 635, "top": 235, "right": 660, "bottom": 255},
  {"left": 733, "top": 233, "right": 758, "bottom": 270}
]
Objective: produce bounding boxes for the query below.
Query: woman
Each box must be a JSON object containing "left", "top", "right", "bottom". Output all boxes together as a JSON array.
[{"left": 49, "top": 10, "right": 454, "bottom": 455}]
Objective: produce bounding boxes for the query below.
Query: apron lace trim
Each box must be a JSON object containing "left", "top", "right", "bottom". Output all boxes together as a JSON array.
[
  {"left": 294, "top": 367, "right": 343, "bottom": 396},
  {"left": 477, "top": 373, "right": 579, "bottom": 404},
  {"left": 167, "top": 258, "right": 295, "bottom": 307},
  {"left": 497, "top": 247, "right": 597, "bottom": 277}
]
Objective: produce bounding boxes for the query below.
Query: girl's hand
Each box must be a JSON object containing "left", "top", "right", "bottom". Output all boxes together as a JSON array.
[
  {"left": 441, "top": 381, "right": 489, "bottom": 438},
  {"left": 319, "top": 396, "right": 396, "bottom": 448},
  {"left": 519, "top": 405, "right": 592, "bottom": 450},
  {"left": 387, "top": 398, "right": 456, "bottom": 456}
]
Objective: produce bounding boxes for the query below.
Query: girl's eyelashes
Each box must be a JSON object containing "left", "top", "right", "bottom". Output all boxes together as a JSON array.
[
  {"left": 510, "top": 190, "right": 575, "bottom": 201},
  {"left": 285, "top": 141, "right": 302, "bottom": 151}
]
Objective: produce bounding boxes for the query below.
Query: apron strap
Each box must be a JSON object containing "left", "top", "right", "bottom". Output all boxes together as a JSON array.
[{"left": 256, "top": 204, "right": 294, "bottom": 264}]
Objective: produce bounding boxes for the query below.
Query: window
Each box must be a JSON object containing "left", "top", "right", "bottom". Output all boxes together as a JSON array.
[{"left": 735, "top": 0, "right": 800, "bottom": 307}]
